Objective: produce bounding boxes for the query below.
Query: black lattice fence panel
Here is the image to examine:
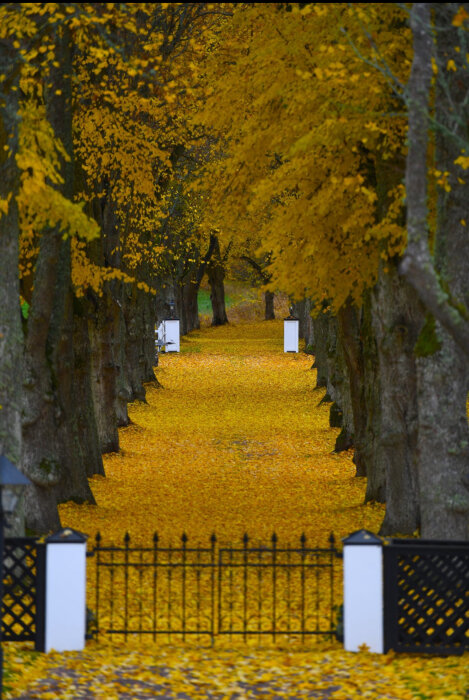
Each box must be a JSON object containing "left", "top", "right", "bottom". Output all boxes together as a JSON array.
[
  {"left": 2, "top": 537, "right": 45, "bottom": 647},
  {"left": 383, "top": 539, "right": 469, "bottom": 654},
  {"left": 92, "top": 532, "right": 341, "bottom": 644}
]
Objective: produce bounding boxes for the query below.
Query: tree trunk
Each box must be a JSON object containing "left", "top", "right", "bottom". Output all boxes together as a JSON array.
[
  {"left": 330, "top": 337, "right": 354, "bottom": 453},
  {"left": 292, "top": 299, "right": 314, "bottom": 346},
  {"left": 360, "top": 293, "right": 383, "bottom": 502},
  {"left": 208, "top": 236, "right": 229, "bottom": 326},
  {"left": 22, "top": 27, "right": 97, "bottom": 532},
  {"left": 336, "top": 302, "right": 369, "bottom": 477},
  {"left": 51, "top": 249, "right": 97, "bottom": 505},
  {"left": 89, "top": 289, "right": 120, "bottom": 452},
  {"left": 179, "top": 278, "right": 200, "bottom": 335},
  {"left": 414, "top": 4, "right": 469, "bottom": 539},
  {"left": 0, "top": 60, "right": 25, "bottom": 535},
  {"left": 371, "top": 265, "right": 422, "bottom": 532},
  {"left": 264, "top": 291, "right": 275, "bottom": 320},
  {"left": 121, "top": 284, "right": 149, "bottom": 402},
  {"left": 22, "top": 229, "right": 66, "bottom": 533},
  {"left": 311, "top": 313, "right": 329, "bottom": 388}
]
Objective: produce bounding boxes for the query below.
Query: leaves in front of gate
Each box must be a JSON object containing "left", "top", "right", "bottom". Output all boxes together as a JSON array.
[{"left": 4, "top": 643, "right": 469, "bottom": 699}]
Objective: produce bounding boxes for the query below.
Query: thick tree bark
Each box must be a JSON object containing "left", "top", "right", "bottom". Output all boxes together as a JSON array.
[
  {"left": 372, "top": 263, "right": 423, "bottom": 533},
  {"left": 89, "top": 289, "right": 120, "bottom": 452},
  {"left": 329, "top": 337, "right": 354, "bottom": 453},
  {"left": 311, "top": 313, "right": 329, "bottom": 389},
  {"left": 23, "top": 27, "right": 96, "bottom": 532},
  {"left": 51, "top": 248, "right": 98, "bottom": 504},
  {"left": 413, "top": 4, "right": 469, "bottom": 539},
  {"left": 22, "top": 230, "right": 66, "bottom": 532},
  {"left": 337, "top": 302, "right": 368, "bottom": 478},
  {"left": 264, "top": 291, "right": 275, "bottom": 320},
  {"left": 122, "top": 284, "right": 149, "bottom": 402},
  {"left": 292, "top": 298, "right": 314, "bottom": 349},
  {"left": 208, "top": 236, "right": 229, "bottom": 326},
  {"left": 360, "top": 294, "right": 383, "bottom": 502},
  {"left": 73, "top": 304, "right": 105, "bottom": 477},
  {"left": 0, "top": 56, "right": 25, "bottom": 535},
  {"left": 179, "top": 278, "right": 200, "bottom": 335}
]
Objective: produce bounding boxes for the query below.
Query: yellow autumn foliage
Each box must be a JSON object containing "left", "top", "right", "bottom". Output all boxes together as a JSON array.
[{"left": 192, "top": 3, "right": 411, "bottom": 310}]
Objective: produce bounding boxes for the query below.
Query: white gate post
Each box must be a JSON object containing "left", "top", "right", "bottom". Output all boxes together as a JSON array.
[
  {"left": 44, "top": 528, "right": 87, "bottom": 653},
  {"left": 164, "top": 318, "right": 180, "bottom": 352},
  {"left": 343, "top": 530, "right": 384, "bottom": 653},
  {"left": 284, "top": 314, "right": 299, "bottom": 352}
]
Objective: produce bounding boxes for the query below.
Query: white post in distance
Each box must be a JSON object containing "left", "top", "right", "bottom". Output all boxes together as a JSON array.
[
  {"left": 44, "top": 528, "right": 87, "bottom": 653},
  {"left": 284, "top": 312, "right": 299, "bottom": 352},
  {"left": 164, "top": 318, "right": 180, "bottom": 352},
  {"left": 343, "top": 530, "right": 384, "bottom": 653}
]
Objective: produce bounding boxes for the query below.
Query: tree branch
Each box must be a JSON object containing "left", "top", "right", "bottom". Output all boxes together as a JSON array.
[{"left": 399, "top": 3, "right": 469, "bottom": 359}]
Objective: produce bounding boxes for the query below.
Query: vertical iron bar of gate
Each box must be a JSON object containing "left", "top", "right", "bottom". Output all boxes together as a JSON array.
[
  {"left": 272, "top": 533, "right": 277, "bottom": 643},
  {"left": 300, "top": 533, "right": 306, "bottom": 643},
  {"left": 287, "top": 544, "right": 291, "bottom": 634},
  {"left": 217, "top": 542, "right": 222, "bottom": 643},
  {"left": 153, "top": 534, "right": 158, "bottom": 642},
  {"left": 95, "top": 533, "right": 101, "bottom": 641},
  {"left": 196, "top": 547, "right": 201, "bottom": 641},
  {"left": 315, "top": 545, "right": 320, "bottom": 634},
  {"left": 211, "top": 534, "right": 216, "bottom": 646},
  {"left": 167, "top": 542, "right": 172, "bottom": 642},
  {"left": 110, "top": 547, "right": 115, "bottom": 633},
  {"left": 124, "top": 532, "right": 130, "bottom": 642},
  {"left": 181, "top": 533, "right": 187, "bottom": 642},
  {"left": 257, "top": 544, "right": 262, "bottom": 643},
  {"left": 243, "top": 533, "right": 248, "bottom": 643},
  {"left": 138, "top": 548, "right": 143, "bottom": 635},
  {"left": 229, "top": 546, "right": 234, "bottom": 640},
  {"left": 329, "top": 533, "right": 335, "bottom": 636}
]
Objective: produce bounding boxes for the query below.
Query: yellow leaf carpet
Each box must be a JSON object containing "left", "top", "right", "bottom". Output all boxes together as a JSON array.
[{"left": 5, "top": 321, "right": 468, "bottom": 698}]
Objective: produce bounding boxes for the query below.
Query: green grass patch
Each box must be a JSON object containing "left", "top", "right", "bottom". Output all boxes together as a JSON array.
[{"left": 198, "top": 289, "right": 234, "bottom": 314}]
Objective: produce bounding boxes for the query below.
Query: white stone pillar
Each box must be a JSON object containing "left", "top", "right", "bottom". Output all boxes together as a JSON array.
[
  {"left": 343, "top": 530, "right": 384, "bottom": 653},
  {"left": 284, "top": 317, "right": 299, "bottom": 352},
  {"left": 44, "top": 528, "right": 87, "bottom": 653},
  {"left": 164, "top": 318, "right": 180, "bottom": 352}
]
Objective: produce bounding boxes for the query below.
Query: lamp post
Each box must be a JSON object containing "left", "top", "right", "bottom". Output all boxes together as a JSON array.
[
  {"left": 0, "top": 455, "right": 30, "bottom": 700},
  {"left": 168, "top": 299, "right": 176, "bottom": 318},
  {"left": 165, "top": 299, "right": 180, "bottom": 352}
]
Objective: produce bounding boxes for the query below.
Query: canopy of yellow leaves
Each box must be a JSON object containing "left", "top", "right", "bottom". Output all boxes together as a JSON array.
[
  {"left": 5, "top": 320, "right": 467, "bottom": 698},
  {"left": 192, "top": 3, "right": 411, "bottom": 310}
]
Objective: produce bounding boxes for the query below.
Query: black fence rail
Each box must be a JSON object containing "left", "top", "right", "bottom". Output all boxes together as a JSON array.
[
  {"left": 91, "top": 532, "right": 341, "bottom": 644},
  {"left": 2, "top": 537, "right": 45, "bottom": 649},
  {"left": 383, "top": 538, "right": 469, "bottom": 654}
]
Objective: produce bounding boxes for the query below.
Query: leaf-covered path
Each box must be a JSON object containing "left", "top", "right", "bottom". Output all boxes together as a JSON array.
[
  {"left": 61, "top": 319, "right": 384, "bottom": 545},
  {"left": 6, "top": 321, "right": 468, "bottom": 698}
]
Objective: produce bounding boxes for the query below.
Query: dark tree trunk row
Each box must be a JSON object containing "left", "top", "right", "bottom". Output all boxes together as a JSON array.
[{"left": 0, "top": 44, "right": 24, "bottom": 535}]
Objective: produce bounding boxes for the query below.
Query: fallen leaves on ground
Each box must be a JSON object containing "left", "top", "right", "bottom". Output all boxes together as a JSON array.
[{"left": 5, "top": 320, "right": 468, "bottom": 698}]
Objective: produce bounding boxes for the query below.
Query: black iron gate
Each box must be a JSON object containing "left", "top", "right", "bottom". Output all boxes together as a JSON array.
[
  {"left": 91, "top": 532, "right": 341, "bottom": 644},
  {"left": 2, "top": 537, "right": 45, "bottom": 650},
  {"left": 383, "top": 538, "right": 469, "bottom": 654}
]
